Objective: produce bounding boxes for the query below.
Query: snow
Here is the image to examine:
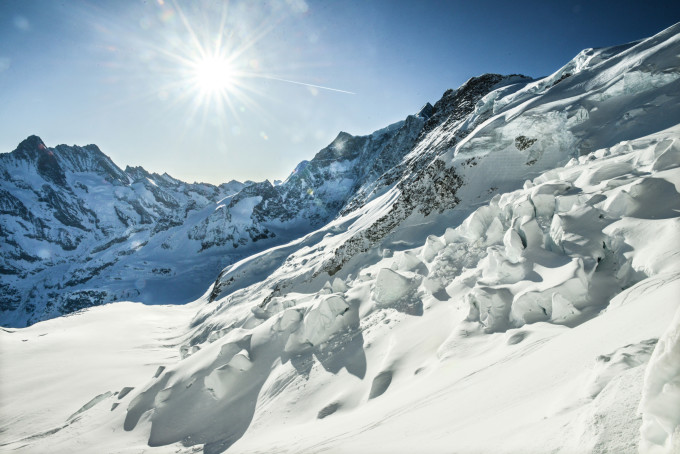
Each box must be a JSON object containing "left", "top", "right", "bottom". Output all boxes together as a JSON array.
[
  {"left": 639, "top": 305, "right": 680, "bottom": 454},
  {"left": 1, "top": 23, "right": 680, "bottom": 454},
  {"left": 0, "top": 301, "right": 194, "bottom": 453},
  {"left": 372, "top": 268, "right": 418, "bottom": 307},
  {"left": 2, "top": 121, "right": 678, "bottom": 453}
]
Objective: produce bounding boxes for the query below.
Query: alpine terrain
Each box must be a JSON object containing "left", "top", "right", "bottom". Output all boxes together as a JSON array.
[{"left": 1, "top": 23, "right": 680, "bottom": 454}]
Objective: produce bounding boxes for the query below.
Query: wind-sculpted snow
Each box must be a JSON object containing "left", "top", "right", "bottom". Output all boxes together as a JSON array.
[
  {"left": 102, "top": 124, "right": 680, "bottom": 454},
  {"left": 639, "top": 305, "right": 680, "bottom": 454},
  {"left": 121, "top": 290, "right": 366, "bottom": 452},
  {"left": 1, "top": 23, "right": 680, "bottom": 454}
]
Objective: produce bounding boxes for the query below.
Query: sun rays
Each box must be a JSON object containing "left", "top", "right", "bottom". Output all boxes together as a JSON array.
[
  {"left": 160, "top": 1, "right": 354, "bottom": 127},
  {"left": 85, "top": 0, "right": 355, "bottom": 150}
]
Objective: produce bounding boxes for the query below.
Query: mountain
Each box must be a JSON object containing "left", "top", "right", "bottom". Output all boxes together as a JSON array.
[
  {"left": 1, "top": 23, "right": 680, "bottom": 454},
  {"left": 0, "top": 96, "right": 458, "bottom": 326},
  {"left": 0, "top": 138, "right": 250, "bottom": 324},
  {"left": 1, "top": 71, "right": 531, "bottom": 327}
]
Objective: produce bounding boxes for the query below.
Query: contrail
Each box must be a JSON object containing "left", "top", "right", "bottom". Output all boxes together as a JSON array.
[{"left": 259, "top": 75, "right": 356, "bottom": 95}]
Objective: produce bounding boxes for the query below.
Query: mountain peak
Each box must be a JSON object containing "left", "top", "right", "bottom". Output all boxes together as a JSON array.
[
  {"left": 420, "top": 73, "right": 532, "bottom": 138},
  {"left": 82, "top": 143, "right": 104, "bottom": 155},
  {"left": 417, "top": 102, "right": 434, "bottom": 119},
  {"left": 14, "top": 135, "right": 47, "bottom": 154},
  {"left": 312, "top": 131, "right": 365, "bottom": 163},
  {"left": 460, "top": 73, "right": 531, "bottom": 91}
]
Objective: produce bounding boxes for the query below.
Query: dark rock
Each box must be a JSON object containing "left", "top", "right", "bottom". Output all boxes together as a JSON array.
[
  {"left": 515, "top": 136, "right": 538, "bottom": 151},
  {"left": 417, "top": 102, "right": 434, "bottom": 119}
]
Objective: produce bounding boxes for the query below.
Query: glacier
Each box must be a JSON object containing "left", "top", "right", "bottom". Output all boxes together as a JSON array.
[{"left": 1, "top": 23, "right": 680, "bottom": 454}]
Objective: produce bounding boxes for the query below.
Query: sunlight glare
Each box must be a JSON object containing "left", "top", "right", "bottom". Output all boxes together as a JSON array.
[{"left": 193, "top": 56, "right": 236, "bottom": 94}]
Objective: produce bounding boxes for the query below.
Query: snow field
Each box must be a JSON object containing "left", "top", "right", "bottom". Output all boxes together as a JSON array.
[{"left": 3, "top": 126, "right": 673, "bottom": 454}]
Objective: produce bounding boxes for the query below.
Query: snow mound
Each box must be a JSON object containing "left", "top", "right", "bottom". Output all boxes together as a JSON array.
[
  {"left": 639, "top": 305, "right": 680, "bottom": 454},
  {"left": 373, "top": 268, "right": 421, "bottom": 314}
]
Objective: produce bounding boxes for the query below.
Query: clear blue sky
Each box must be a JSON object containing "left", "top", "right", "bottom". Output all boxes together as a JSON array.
[{"left": 1, "top": 0, "right": 678, "bottom": 184}]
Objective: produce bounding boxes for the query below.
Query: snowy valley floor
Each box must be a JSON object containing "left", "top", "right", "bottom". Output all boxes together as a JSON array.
[
  {"left": 1, "top": 275, "right": 679, "bottom": 454},
  {"left": 2, "top": 131, "right": 680, "bottom": 453}
]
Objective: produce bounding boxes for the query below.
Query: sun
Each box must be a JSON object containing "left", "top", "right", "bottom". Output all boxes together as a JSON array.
[{"left": 192, "top": 56, "right": 236, "bottom": 95}]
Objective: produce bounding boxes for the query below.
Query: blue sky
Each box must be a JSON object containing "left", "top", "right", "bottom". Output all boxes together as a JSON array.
[{"left": 1, "top": 0, "right": 678, "bottom": 184}]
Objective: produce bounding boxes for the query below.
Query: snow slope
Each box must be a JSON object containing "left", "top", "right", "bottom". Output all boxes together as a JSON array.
[{"left": 1, "top": 22, "right": 680, "bottom": 454}]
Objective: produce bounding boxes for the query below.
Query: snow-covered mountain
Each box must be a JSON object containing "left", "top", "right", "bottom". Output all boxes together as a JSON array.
[
  {"left": 1, "top": 23, "right": 680, "bottom": 454},
  {"left": 0, "top": 137, "right": 253, "bottom": 324},
  {"left": 1, "top": 97, "right": 449, "bottom": 326}
]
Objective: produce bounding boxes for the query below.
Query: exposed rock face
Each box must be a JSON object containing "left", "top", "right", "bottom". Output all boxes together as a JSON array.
[
  {"left": 515, "top": 135, "right": 538, "bottom": 151},
  {"left": 322, "top": 74, "right": 529, "bottom": 275},
  {"left": 416, "top": 102, "right": 434, "bottom": 119}
]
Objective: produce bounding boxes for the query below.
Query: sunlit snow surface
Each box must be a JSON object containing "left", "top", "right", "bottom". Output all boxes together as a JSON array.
[{"left": 2, "top": 25, "right": 680, "bottom": 454}]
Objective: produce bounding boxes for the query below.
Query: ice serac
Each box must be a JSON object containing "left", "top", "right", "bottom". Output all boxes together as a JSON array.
[
  {"left": 164, "top": 24, "right": 679, "bottom": 453},
  {"left": 199, "top": 133, "right": 679, "bottom": 452}
]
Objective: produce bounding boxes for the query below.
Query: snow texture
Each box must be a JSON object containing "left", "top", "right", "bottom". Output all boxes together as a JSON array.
[
  {"left": 1, "top": 22, "right": 680, "bottom": 454},
  {"left": 639, "top": 306, "right": 680, "bottom": 454}
]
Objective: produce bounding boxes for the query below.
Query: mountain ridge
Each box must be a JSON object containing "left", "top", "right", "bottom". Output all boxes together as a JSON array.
[
  {"left": 3, "top": 22, "right": 680, "bottom": 325},
  {"left": 1, "top": 74, "right": 522, "bottom": 326}
]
